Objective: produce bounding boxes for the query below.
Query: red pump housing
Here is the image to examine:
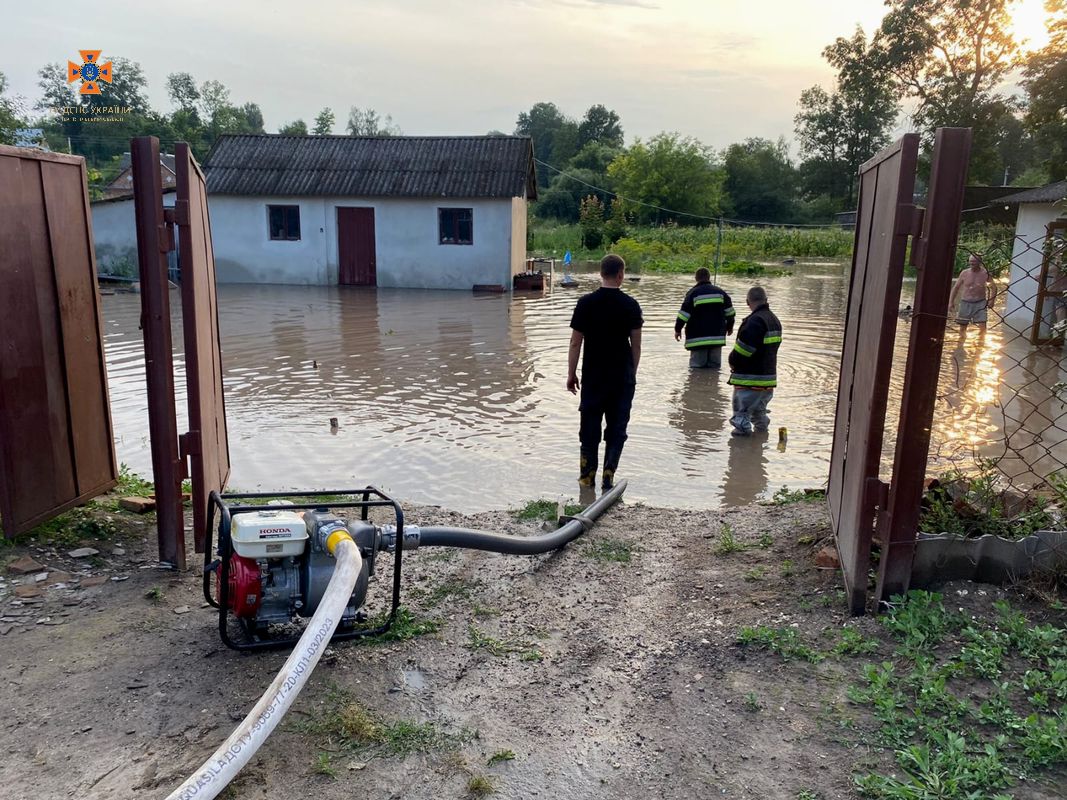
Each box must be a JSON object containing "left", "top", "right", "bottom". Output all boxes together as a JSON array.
[{"left": 216, "top": 555, "right": 262, "bottom": 618}]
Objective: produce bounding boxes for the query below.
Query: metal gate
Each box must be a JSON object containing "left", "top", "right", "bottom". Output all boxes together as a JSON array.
[
  {"left": 174, "top": 142, "right": 231, "bottom": 553},
  {"left": 828, "top": 133, "right": 920, "bottom": 614},
  {"left": 0, "top": 146, "right": 118, "bottom": 536},
  {"left": 132, "top": 136, "right": 230, "bottom": 568}
]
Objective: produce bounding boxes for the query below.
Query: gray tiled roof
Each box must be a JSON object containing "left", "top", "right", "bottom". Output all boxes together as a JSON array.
[
  {"left": 204, "top": 134, "right": 538, "bottom": 199},
  {"left": 994, "top": 181, "right": 1067, "bottom": 205}
]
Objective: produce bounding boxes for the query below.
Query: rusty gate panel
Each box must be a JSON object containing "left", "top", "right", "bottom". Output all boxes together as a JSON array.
[
  {"left": 828, "top": 134, "right": 919, "bottom": 614},
  {"left": 0, "top": 145, "right": 117, "bottom": 536},
  {"left": 877, "top": 128, "right": 972, "bottom": 603},
  {"left": 174, "top": 142, "right": 231, "bottom": 553},
  {"left": 132, "top": 136, "right": 186, "bottom": 568}
]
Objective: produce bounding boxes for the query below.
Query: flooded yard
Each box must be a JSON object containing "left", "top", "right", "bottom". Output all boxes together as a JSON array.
[{"left": 99, "top": 263, "right": 1067, "bottom": 512}]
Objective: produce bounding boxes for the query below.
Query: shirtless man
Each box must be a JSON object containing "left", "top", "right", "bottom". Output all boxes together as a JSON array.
[{"left": 948, "top": 254, "right": 997, "bottom": 333}]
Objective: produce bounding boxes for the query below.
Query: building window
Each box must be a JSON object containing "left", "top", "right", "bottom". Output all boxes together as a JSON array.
[
  {"left": 268, "top": 205, "right": 301, "bottom": 241},
  {"left": 439, "top": 208, "right": 473, "bottom": 245}
]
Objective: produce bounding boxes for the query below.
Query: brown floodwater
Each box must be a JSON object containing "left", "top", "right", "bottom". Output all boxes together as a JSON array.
[{"left": 100, "top": 263, "right": 1067, "bottom": 512}]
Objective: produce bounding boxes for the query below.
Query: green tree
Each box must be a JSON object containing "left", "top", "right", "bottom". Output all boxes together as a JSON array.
[
  {"left": 165, "top": 72, "right": 200, "bottom": 116},
  {"left": 723, "top": 137, "right": 798, "bottom": 222},
  {"left": 603, "top": 199, "right": 631, "bottom": 244},
  {"left": 88, "top": 56, "right": 149, "bottom": 114},
  {"left": 279, "top": 119, "right": 308, "bottom": 135},
  {"left": 1022, "top": 0, "right": 1067, "bottom": 180},
  {"left": 795, "top": 27, "right": 897, "bottom": 205},
  {"left": 515, "top": 102, "right": 576, "bottom": 186},
  {"left": 578, "top": 195, "right": 605, "bottom": 249},
  {"left": 0, "top": 72, "right": 24, "bottom": 145},
  {"left": 873, "top": 0, "right": 1020, "bottom": 182},
  {"left": 607, "top": 133, "right": 725, "bottom": 225},
  {"left": 346, "top": 106, "right": 400, "bottom": 136},
  {"left": 578, "top": 104, "right": 624, "bottom": 149},
  {"left": 313, "top": 107, "right": 335, "bottom": 135}
]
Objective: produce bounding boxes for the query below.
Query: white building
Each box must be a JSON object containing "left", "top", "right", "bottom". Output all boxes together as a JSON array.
[
  {"left": 998, "top": 181, "right": 1067, "bottom": 335},
  {"left": 90, "top": 134, "right": 538, "bottom": 290}
]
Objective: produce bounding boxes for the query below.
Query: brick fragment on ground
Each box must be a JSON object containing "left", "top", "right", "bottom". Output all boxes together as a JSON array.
[
  {"left": 815, "top": 545, "right": 841, "bottom": 569},
  {"left": 120, "top": 496, "right": 156, "bottom": 514}
]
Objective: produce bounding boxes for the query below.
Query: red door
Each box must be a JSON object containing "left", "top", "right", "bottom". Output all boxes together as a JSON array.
[{"left": 338, "top": 207, "right": 376, "bottom": 285}]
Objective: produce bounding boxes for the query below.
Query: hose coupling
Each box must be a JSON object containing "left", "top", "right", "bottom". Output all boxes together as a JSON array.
[
  {"left": 379, "top": 524, "right": 420, "bottom": 552},
  {"left": 317, "top": 521, "right": 354, "bottom": 556}
]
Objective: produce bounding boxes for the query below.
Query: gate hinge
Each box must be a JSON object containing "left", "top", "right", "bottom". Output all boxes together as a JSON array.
[
  {"left": 179, "top": 430, "right": 202, "bottom": 459},
  {"left": 158, "top": 223, "right": 176, "bottom": 254},
  {"left": 167, "top": 200, "right": 191, "bottom": 227}
]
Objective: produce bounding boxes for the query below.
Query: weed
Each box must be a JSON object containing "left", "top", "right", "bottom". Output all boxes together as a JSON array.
[
  {"left": 116, "top": 464, "right": 154, "bottom": 497},
  {"left": 714, "top": 523, "right": 744, "bottom": 555},
  {"left": 472, "top": 604, "right": 500, "bottom": 618},
  {"left": 772, "top": 486, "right": 826, "bottom": 505},
  {"left": 796, "top": 792, "right": 822, "bottom": 800},
  {"left": 738, "top": 626, "right": 825, "bottom": 663},
  {"left": 299, "top": 686, "right": 469, "bottom": 757},
  {"left": 312, "top": 752, "right": 336, "bottom": 779},
  {"left": 355, "top": 606, "right": 440, "bottom": 643},
  {"left": 881, "top": 591, "right": 959, "bottom": 656},
  {"left": 743, "top": 566, "right": 766, "bottom": 582},
  {"left": 757, "top": 532, "right": 774, "bottom": 548},
  {"left": 833, "top": 628, "right": 881, "bottom": 657},
  {"left": 781, "top": 560, "right": 796, "bottom": 578},
  {"left": 797, "top": 534, "right": 816, "bottom": 545},
  {"left": 467, "top": 773, "right": 496, "bottom": 797},
  {"left": 583, "top": 538, "right": 634, "bottom": 563},
  {"left": 467, "top": 624, "right": 542, "bottom": 662},
  {"left": 416, "top": 578, "right": 475, "bottom": 607},
  {"left": 144, "top": 586, "right": 164, "bottom": 604},
  {"left": 513, "top": 499, "right": 582, "bottom": 522},
  {"left": 487, "top": 749, "right": 515, "bottom": 767},
  {"left": 743, "top": 692, "right": 762, "bottom": 711}
]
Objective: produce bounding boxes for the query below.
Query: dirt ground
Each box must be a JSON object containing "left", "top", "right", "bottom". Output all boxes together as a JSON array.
[{"left": 1, "top": 493, "right": 1063, "bottom": 800}]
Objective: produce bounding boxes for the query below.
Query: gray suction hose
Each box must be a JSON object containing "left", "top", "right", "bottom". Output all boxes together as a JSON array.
[{"left": 416, "top": 480, "right": 627, "bottom": 554}]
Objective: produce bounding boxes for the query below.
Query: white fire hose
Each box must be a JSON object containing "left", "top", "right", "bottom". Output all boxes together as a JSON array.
[{"left": 164, "top": 536, "right": 362, "bottom": 800}]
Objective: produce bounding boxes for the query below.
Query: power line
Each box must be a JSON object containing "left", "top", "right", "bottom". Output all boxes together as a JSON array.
[{"left": 535, "top": 158, "right": 846, "bottom": 229}]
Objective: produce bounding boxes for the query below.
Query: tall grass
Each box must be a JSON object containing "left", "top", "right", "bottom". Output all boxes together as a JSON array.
[{"left": 528, "top": 223, "right": 854, "bottom": 273}]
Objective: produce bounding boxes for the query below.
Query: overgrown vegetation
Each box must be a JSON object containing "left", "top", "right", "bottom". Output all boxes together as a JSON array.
[
  {"left": 772, "top": 486, "right": 827, "bottom": 506},
  {"left": 919, "top": 462, "right": 1064, "bottom": 540},
  {"left": 354, "top": 606, "right": 441, "bottom": 643},
  {"left": 512, "top": 499, "right": 582, "bottom": 523}
]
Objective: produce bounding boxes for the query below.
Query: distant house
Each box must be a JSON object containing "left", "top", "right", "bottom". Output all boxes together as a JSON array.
[
  {"left": 202, "top": 134, "right": 538, "bottom": 289},
  {"left": 101, "top": 151, "right": 176, "bottom": 199},
  {"left": 997, "top": 181, "right": 1067, "bottom": 331}
]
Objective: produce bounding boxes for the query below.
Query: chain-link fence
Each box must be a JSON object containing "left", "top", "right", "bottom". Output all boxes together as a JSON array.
[{"left": 923, "top": 217, "right": 1067, "bottom": 540}]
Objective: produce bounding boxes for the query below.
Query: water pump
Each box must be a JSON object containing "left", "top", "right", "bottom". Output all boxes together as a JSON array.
[{"left": 203, "top": 487, "right": 412, "bottom": 651}]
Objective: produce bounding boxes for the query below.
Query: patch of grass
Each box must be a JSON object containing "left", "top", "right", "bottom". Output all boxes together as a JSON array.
[
  {"left": 796, "top": 791, "right": 823, "bottom": 800},
  {"left": 311, "top": 751, "right": 336, "bottom": 779},
  {"left": 781, "top": 559, "right": 796, "bottom": 578},
  {"left": 14, "top": 506, "right": 118, "bottom": 549},
  {"left": 144, "top": 586, "right": 164, "bottom": 604},
  {"left": 833, "top": 627, "right": 880, "bottom": 657},
  {"left": 772, "top": 486, "right": 827, "bottom": 505},
  {"left": 487, "top": 749, "right": 515, "bottom": 767},
  {"left": 299, "top": 686, "right": 470, "bottom": 757},
  {"left": 743, "top": 566, "right": 766, "bottom": 582},
  {"left": 756, "top": 532, "right": 774, "bottom": 548},
  {"left": 472, "top": 603, "right": 500, "bottom": 618},
  {"left": 512, "top": 499, "right": 582, "bottom": 522},
  {"left": 467, "top": 624, "right": 542, "bottom": 661},
  {"left": 738, "top": 625, "right": 825, "bottom": 663},
  {"left": 847, "top": 591, "right": 1067, "bottom": 798},
  {"left": 355, "top": 606, "right": 440, "bottom": 643},
  {"left": 714, "top": 523, "right": 745, "bottom": 555},
  {"left": 743, "top": 692, "right": 762, "bottom": 712},
  {"left": 411, "top": 578, "right": 476, "bottom": 607},
  {"left": 583, "top": 538, "right": 634, "bottom": 563},
  {"left": 467, "top": 773, "right": 496, "bottom": 798},
  {"left": 116, "top": 463, "right": 154, "bottom": 496}
]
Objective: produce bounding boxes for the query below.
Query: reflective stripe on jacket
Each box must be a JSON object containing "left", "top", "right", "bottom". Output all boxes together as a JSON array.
[
  {"left": 674, "top": 282, "right": 734, "bottom": 350},
  {"left": 728, "top": 303, "right": 782, "bottom": 388}
]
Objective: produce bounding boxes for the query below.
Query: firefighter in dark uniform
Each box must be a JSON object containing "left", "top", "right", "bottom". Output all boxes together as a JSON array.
[
  {"left": 674, "top": 267, "right": 735, "bottom": 369},
  {"left": 728, "top": 286, "right": 782, "bottom": 436},
  {"left": 567, "top": 254, "right": 644, "bottom": 491}
]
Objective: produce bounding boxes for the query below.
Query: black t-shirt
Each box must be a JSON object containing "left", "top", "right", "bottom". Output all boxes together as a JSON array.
[{"left": 570, "top": 287, "right": 644, "bottom": 388}]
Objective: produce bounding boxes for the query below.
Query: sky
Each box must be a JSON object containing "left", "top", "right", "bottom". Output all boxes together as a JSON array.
[{"left": 0, "top": 0, "right": 1055, "bottom": 157}]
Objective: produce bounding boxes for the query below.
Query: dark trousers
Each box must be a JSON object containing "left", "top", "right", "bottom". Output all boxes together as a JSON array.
[{"left": 579, "top": 383, "right": 636, "bottom": 449}]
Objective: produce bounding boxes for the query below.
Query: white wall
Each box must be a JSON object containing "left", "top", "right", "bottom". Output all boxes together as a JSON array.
[
  {"left": 93, "top": 193, "right": 526, "bottom": 289},
  {"left": 323, "top": 197, "right": 515, "bottom": 289},
  {"left": 1004, "top": 203, "right": 1066, "bottom": 324},
  {"left": 90, "top": 193, "right": 174, "bottom": 274}
]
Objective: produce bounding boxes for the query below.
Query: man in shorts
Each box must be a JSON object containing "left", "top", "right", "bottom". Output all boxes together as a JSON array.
[{"left": 948, "top": 253, "right": 997, "bottom": 333}]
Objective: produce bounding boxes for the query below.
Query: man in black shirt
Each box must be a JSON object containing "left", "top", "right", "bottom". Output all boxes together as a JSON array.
[{"left": 567, "top": 254, "right": 644, "bottom": 490}]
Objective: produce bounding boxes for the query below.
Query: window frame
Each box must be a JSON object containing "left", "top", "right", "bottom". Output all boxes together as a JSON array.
[
  {"left": 267, "top": 204, "right": 301, "bottom": 241},
  {"left": 438, "top": 207, "right": 474, "bottom": 245}
]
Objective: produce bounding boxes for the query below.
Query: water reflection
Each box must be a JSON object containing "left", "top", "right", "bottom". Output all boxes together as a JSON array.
[{"left": 98, "top": 264, "right": 1065, "bottom": 513}]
